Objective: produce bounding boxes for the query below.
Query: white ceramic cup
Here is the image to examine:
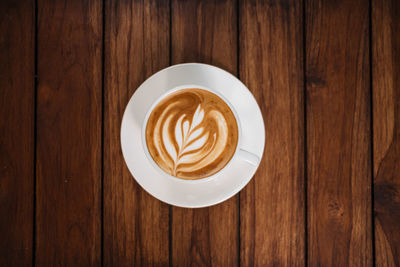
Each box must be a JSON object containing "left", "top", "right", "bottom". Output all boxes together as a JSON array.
[{"left": 141, "top": 84, "right": 260, "bottom": 183}]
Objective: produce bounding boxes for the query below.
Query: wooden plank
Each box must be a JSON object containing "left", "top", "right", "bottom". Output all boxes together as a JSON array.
[
  {"left": 103, "top": 0, "right": 170, "bottom": 265},
  {"left": 170, "top": 0, "right": 238, "bottom": 265},
  {"left": 239, "top": 0, "right": 305, "bottom": 265},
  {"left": 36, "top": 0, "right": 102, "bottom": 265},
  {"left": 372, "top": 0, "right": 400, "bottom": 265},
  {"left": 0, "top": 0, "right": 34, "bottom": 265},
  {"left": 306, "top": 0, "right": 372, "bottom": 265}
]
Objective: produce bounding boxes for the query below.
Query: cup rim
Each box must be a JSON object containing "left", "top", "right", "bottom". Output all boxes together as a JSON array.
[{"left": 141, "top": 84, "right": 243, "bottom": 184}]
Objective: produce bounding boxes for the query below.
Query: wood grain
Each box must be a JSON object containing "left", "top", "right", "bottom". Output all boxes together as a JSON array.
[
  {"left": 170, "top": 0, "right": 238, "bottom": 265},
  {"left": 103, "top": 0, "right": 170, "bottom": 265},
  {"left": 306, "top": 0, "right": 372, "bottom": 265},
  {"left": 36, "top": 0, "right": 102, "bottom": 265},
  {"left": 372, "top": 0, "right": 400, "bottom": 265},
  {"left": 239, "top": 0, "right": 305, "bottom": 265},
  {"left": 0, "top": 0, "right": 34, "bottom": 265}
]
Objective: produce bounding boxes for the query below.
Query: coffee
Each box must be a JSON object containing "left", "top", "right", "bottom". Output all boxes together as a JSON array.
[{"left": 145, "top": 88, "right": 239, "bottom": 179}]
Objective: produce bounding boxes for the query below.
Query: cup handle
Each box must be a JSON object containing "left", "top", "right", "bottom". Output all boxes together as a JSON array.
[{"left": 237, "top": 149, "right": 260, "bottom": 166}]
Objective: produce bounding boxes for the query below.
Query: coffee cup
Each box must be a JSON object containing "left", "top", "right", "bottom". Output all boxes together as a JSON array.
[{"left": 142, "top": 84, "right": 259, "bottom": 181}]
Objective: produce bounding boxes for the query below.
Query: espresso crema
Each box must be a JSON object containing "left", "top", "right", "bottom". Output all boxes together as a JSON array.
[{"left": 145, "top": 88, "right": 238, "bottom": 179}]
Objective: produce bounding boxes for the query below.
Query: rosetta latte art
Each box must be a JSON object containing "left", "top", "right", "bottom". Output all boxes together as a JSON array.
[{"left": 145, "top": 88, "right": 238, "bottom": 179}]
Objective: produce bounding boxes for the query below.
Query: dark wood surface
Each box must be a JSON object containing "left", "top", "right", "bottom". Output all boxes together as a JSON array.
[
  {"left": 1, "top": 0, "right": 399, "bottom": 266},
  {"left": 0, "top": 0, "right": 34, "bottom": 266},
  {"left": 239, "top": 0, "right": 305, "bottom": 265},
  {"left": 306, "top": 0, "right": 373, "bottom": 265},
  {"left": 36, "top": 0, "right": 102, "bottom": 265},
  {"left": 373, "top": 0, "right": 400, "bottom": 265},
  {"left": 104, "top": 0, "right": 170, "bottom": 265}
]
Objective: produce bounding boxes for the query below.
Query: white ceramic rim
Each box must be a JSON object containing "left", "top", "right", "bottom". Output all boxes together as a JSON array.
[{"left": 121, "top": 63, "right": 265, "bottom": 208}]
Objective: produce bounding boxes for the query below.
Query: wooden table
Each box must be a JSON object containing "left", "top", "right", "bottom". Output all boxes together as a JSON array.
[{"left": 1, "top": 0, "right": 399, "bottom": 266}]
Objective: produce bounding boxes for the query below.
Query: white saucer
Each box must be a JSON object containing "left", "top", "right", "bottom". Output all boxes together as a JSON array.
[{"left": 121, "top": 63, "right": 265, "bottom": 208}]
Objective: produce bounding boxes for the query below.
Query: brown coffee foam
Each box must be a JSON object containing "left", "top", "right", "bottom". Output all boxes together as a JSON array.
[{"left": 146, "top": 88, "right": 238, "bottom": 179}]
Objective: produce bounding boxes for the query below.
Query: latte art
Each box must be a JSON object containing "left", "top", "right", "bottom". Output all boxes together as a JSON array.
[{"left": 145, "top": 88, "right": 238, "bottom": 179}]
